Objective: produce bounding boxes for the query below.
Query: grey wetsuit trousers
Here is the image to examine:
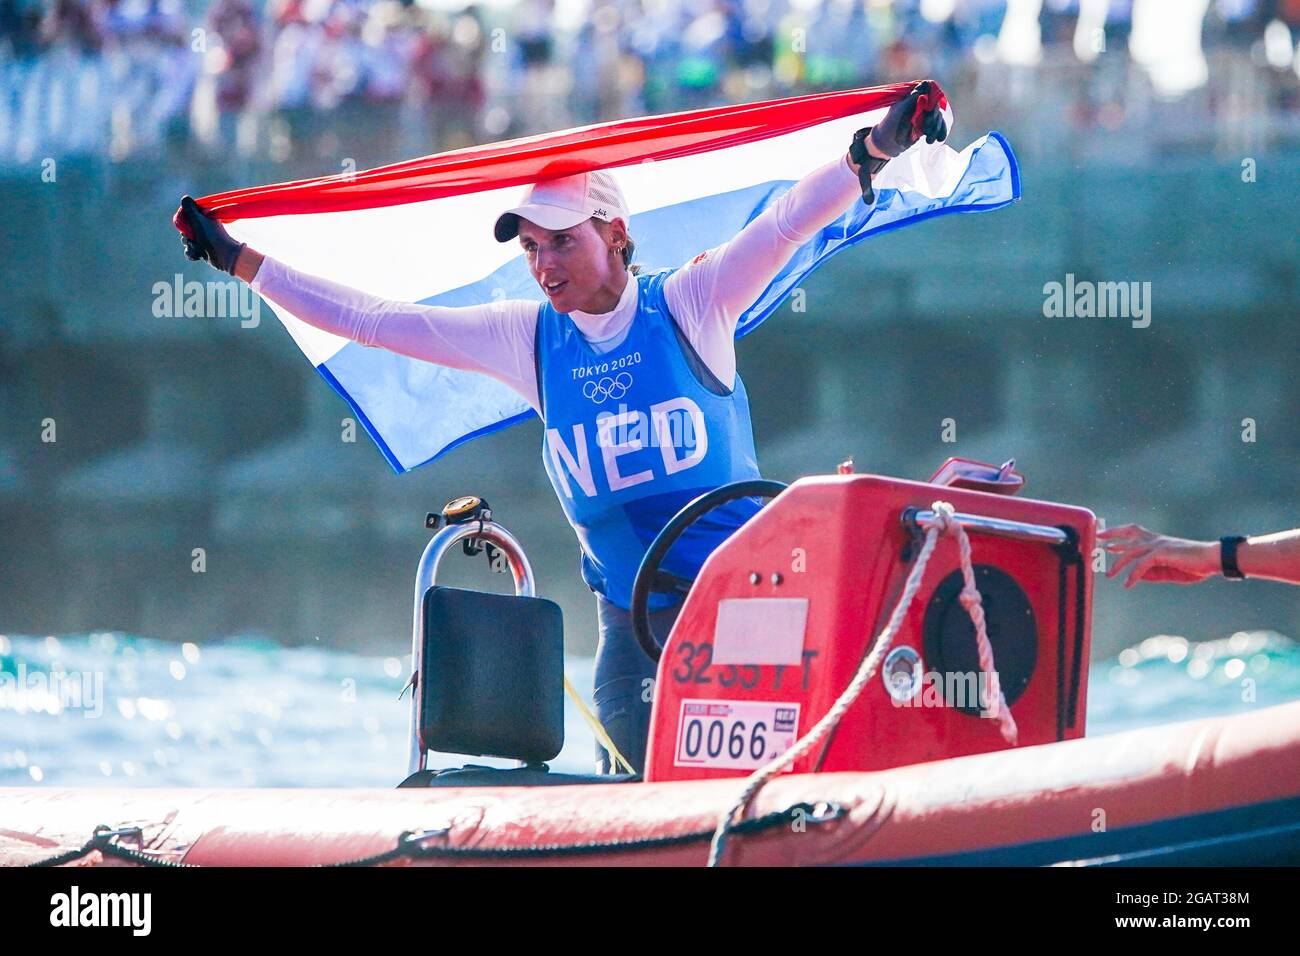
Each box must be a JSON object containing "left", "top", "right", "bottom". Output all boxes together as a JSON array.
[{"left": 592, "top": 593, "right": 685, "bottom": 775}]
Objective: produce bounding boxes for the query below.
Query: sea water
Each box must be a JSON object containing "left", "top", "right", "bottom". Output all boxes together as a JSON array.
[{"left": 0, "top": 629, "right": 1296, "bottom": 788}]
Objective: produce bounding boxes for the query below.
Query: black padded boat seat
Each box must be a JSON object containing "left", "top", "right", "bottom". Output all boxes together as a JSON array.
[
  {"left": 397, "top": 765, "right": 639, "bottom": 788},
  {"left": 419, "top": 585, "right": 565, "bottom": 764}
]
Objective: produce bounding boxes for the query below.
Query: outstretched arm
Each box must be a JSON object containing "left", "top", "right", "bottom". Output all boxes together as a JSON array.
[
  {"left": 1100, "top": 525, "right": 1300, "bottom": 587},
  {"left": 662, "top": 155, "right": 865, "bottom": 388},
  {"left": 664, "top": 80, "right": 948, "bottom": 388},
  {"left": 175, "top": 198, "right": 540, "bottom": 409},
  {"left": 246, "top": 253, "right": 538, "bottom": 401}
]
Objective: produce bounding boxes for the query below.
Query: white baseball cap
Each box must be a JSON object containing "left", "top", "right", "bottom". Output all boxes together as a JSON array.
[{"left": 493, "top": 169, "right": 631, "bottom": 242}]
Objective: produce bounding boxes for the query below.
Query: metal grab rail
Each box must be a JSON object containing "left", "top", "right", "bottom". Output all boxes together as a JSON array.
[
  {"left": 901, "top": 507, "right": 1071, "bottom": 547},
  {"left": 406, "top": 520, "right": 535, "bottom": 776}
]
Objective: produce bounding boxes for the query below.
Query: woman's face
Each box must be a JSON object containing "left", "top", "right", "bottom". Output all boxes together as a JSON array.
[{"left": 518, "top": 217, "right": 628, "bottom": 314}]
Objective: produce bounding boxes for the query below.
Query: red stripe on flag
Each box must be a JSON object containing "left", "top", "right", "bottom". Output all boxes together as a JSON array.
[{"left": 182, "top": 82, "right": 920, "bottom": 227}]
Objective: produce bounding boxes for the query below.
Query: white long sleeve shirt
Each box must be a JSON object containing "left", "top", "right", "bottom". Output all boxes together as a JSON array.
[{"left": 249, "top": 155, "right": 866, "bottom": 413}]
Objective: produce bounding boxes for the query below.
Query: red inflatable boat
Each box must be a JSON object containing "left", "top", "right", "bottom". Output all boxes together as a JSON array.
[{"left": 4, "top": 463, "right": 1299, "bottom": 867}]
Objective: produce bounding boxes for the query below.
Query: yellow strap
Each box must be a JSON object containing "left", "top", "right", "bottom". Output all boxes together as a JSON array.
[{"left": 563, "top": 675, "right": 637, "bottom": 776}]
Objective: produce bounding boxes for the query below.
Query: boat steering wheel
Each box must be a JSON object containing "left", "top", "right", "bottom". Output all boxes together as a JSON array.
[{"left": 630, "top": 478, "right": 788, "bottom": 664}]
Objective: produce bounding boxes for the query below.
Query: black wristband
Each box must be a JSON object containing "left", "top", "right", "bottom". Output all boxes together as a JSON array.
[
  {"left": 1220, "top": 535, "right": 1247, "bottom": 580},
  {"left": 849, "top": 127, "right": 889, "bottom": 204},
  {"left": 225, "top": 241, "right": 247, "bottom": 276}
]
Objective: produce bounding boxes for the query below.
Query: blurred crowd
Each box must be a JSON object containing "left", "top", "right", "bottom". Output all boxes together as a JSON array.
[{"left": 1, "top": 0, "right": 1299, "bottom": 167}]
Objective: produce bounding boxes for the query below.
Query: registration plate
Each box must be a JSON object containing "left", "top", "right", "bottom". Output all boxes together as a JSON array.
[{"left": 673, "top": 699, "right": 801, "bottom": 770}]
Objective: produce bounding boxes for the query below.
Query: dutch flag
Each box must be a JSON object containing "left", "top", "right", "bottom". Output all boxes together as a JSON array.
[{"left": 189, "top": 82, "right": 1021, "bottom": 474}]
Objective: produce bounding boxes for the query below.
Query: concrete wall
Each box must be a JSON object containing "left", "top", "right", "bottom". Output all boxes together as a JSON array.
[{"left": 1, "top": 148, "right": 1297, "bottom": 659}]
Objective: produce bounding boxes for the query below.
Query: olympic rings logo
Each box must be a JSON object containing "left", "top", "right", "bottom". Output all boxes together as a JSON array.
[{"left": 582, "top": 371, "right": 633, "bottom": 404}]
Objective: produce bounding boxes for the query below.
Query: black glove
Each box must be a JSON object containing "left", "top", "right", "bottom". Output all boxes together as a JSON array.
[
  {"left": 849, "top": 80, "right": 949, "bottom": 205},
  {"left": 869, "top": 79, "right": 949, "bottom": 158},
  {"left": 173, "top": 195, "right": 245, "bottom": 274}
]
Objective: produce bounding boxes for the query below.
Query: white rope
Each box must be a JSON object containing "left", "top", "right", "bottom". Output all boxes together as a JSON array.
[
  {"left": 951, "top": 509, "right": 1019, "bottom": 745},
  {"left": 706, "top": 500, "right": 1018, "bottom": 867}
]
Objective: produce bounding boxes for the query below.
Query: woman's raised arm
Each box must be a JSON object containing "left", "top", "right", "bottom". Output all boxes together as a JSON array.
[
  {"left": 663, "top": 81, "right": 949, "bottom": 388},
  {"left": 174, "top": 197, "right": 540, "bottom": 409}
]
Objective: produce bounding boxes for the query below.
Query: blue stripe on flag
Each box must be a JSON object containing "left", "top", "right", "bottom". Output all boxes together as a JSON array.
[{"left": 319, "top": 131, "right": 1020, "bottom": 473}]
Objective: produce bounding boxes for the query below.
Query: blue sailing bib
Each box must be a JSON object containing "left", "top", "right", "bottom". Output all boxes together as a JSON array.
[{"left": 535, "top": 268, "right": 762, "bottom": 611}]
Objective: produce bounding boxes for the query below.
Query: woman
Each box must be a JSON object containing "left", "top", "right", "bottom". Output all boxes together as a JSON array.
[{"left": 176, "top": 81, "right": 949, "bottom": 774}]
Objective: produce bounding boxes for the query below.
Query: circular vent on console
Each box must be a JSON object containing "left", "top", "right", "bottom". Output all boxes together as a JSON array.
[{"left": 921, "top": 564, "right": 1038, "bottom": 717}]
